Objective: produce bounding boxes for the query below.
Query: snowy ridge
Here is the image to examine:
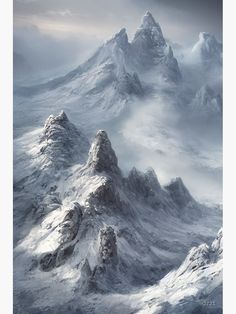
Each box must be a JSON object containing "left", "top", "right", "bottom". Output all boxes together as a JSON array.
[
  {"left": 13, "top": 10, "right": 222, "bottom": 314},
  {"left": 14, "top": 12, "right": 181, "bottom": 134},
  {"left": 131, "top": 11, "right": 181, "bottom": 82},
  {"left": 122, "top": 228, "right": 223, "bottom": 314},
  {"left": 14, "top": 112, "right": 222, "bottom": 313},
  {"left": 39, "top": 110, "right": 90, "bottom": 169}
]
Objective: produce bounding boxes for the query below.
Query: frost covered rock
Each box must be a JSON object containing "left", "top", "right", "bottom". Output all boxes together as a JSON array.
[
  {"left": 190, "top": 85, "right": 222, "bottom": 116},
  {"left": 116, "top": 70, "right": 143, "bottom": 95},
  {"left": 131, "top": 11, "right": 181, "bottom": 82},
  {"left": 191, "top": 32, "right": 222, "bottom": 68},
  {"left": 87, "top": 178, "right": 123, "bottom": 213},
  {"left": 174, "top": 228, "right": 222, "bottom": 277},
  {"left": 164, "top": 177, "right": 194, "bottom": 209},
  {"left": 127, "top": 167, "right": 161, "bottom": 198},
  {"left": 57, "top": 202, "right": 83, "bottom": 244},
  {"left": 39, "top": 111, "right": 90, "bottom": 168},
  {"left": 86, "top": 130, "right": 121, "bottom": 176},
  {"left": 99, "top": 226, "right": 118, "bottom": 265},
  {"left": 211, "top": 228, "right": 223, "bottom": 257},
  {"left": 39, "top": 202, "right": 83, "bottom": 271}
]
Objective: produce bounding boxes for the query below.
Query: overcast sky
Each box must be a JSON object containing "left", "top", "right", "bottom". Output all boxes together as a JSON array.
[{"left": 13, "top": 0, "right": 222, "bottom": 79}]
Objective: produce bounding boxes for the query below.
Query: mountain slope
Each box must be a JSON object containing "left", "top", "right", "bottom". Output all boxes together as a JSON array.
[
  {"left": 189, "top": 85, "right": 222, "bottom": 117},
  {"left": 14, "top": 12, "right": 182, "bottom": 137},
  {"left": 14, "top": 112, "right": 222, "bottom": 313},
  {"left": 131, "top": 11, "right": 181, "bottom": 83},
  {"left": 191, "top": 32, "right": 222, "bottom": 69}
]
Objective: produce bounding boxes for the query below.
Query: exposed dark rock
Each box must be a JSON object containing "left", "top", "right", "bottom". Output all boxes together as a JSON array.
[
  {"left": 87, "top": 178, "right": 123, "bottom": 213},
  {"left": 86, "top": 130, "right": 121, "bottom": 176},
  {"left": 131, "top": 11, "right": 181, "bottom": 82},
  {"left": 39, "top": 202, "right": 83, "bottom": 271},
  {"left": 127, "top": 167, "right": 161, "bottom": 198},
  {"left": 39, "top": 111, "right": 89, "bottom": 168},
  {"left": 99, "top": 226, "right": 118, "bottom": 265},
  {"left": 164, "top": 177, "right": 194, "bottom": 209},
  {"left": 58, "top": 202, "right": 83, "bottom": 244},
  {"left": 39, "top": 252, "right": 57, "bottom": 272}
]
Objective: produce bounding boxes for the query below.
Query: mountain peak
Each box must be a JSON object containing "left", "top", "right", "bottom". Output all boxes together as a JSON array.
[
  {"left": 191, "top": 85, "right": 222, "bottom": 115},
  {"left": 141, "top": 11, "right": 158, "bottom": 29},
  {"left": 86, "top": 130, "right": 121, "bottom": 176},
  {"left": 108, "top": 28, "right": 129, "bottom": 49},
  {"left": 199, "top": 32, "right": 215, "bottom": 41},
  {"left": 165, "top": 177, "right": 194, "bottom": 208},
  {"left": 134, "top": 11, "right": 164, "bottom": 43},
  {"left": 191, "top": 32, "right": 222, "bottom": 66},
  {"left": 39, "top": 111, "right": 90, "bottom": 168},
  {"left": 44, "top": 110, "right": 69, "bottom": 130}
]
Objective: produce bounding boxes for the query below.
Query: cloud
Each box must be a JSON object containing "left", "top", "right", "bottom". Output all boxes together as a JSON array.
[
  {"left": 14, "top": 0, "right": 222, "bottom": 46},
  {"left": 13, "top": 25, "right": 101, "bottom": 81},
  {"left": 47, "top": 9, "right": 73, "bottom": 17}
]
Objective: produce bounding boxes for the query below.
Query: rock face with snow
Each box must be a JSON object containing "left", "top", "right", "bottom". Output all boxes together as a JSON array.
[
  {"left": 188, "top": 85, "right": 222, "bottom": 119},
  {"left": 39, "top": 110, "right": 90, "bottom": 168},
  {"left": 86, "top": 130, "right": 121, "bottom": 176},
  {"left": 99, "top": 226, "right": 118, "bottom": 265},
  {"left": 131, "top": 11, "right": 181, "bottom": 82},
  {"left": 191, "top": 32, "right": 222, "bottom": 68},
  {"left": 127, "top": 229, "right": 223, "bottom": 314},
  {"left": 15, "top": 12, "right": 181, "bottom": 133},
  {"left": 165, "top": 177, "right": 195, "bottom": 209},
  {"left": 13, "top": 118, "right": 222, "bottom": 313}
]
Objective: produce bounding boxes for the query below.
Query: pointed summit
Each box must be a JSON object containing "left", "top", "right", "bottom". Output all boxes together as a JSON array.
[
  {"left": 133, "top": 11, "right": 165, "bottom": 47},
  {"left": 130, "top": 12, "right": 181, "bottom": 82},
  {"left": 165, "top": 177, "right": 194, "bottom": 208},
  {"left": 43, "top": 110, "right": 69, "bottom": 131},
  {"left": 86, "top": 130, "right": 121, "bottom": 175},
  {"left": 39, "top": 111, "right": 90, "bottom": 168},
  {"left": 191, "top": 32, "right": 222, "bottom": 67},
  {"left": 106, "top": 28, "right": 129, "bottom": 51},
  {"left": 190, "top": 85, "right": 222, "bottom": 115},
  {"left": 141, "top": 11, "right": 162, "bottom": 30}
]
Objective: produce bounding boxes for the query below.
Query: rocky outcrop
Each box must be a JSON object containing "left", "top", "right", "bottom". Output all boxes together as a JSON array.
[
  {"left": 131, "top": 11, "right": 181, "bottom": 82},
  {"left": 87, "top": 178, "right": 124, "bottom": 213},
  {"left": 39, "top": 111, "right": 90, "bottom": 169},
  {"left": 190, "top": 85, "right": 222, "bottom": 116},
  {"left": 164, "top": 177, "right": 195, "bottom": 209},
  {"left": 39, "top": 202, "right": 83, "bottom": 271},
  {"left": 57, "top": 202, "right": 83, "bottom": 244},
  {"left": 191, "top": 32, "right": 222, "bottom": 68},
  {"left": 99, "top": 226, "right": 118, "bottom": 265},
  {"left": 86, "top": 130, "right": 121, "bottom": 176},
  {"left": 127, "top": 167, "right": 161, "bottom": 198}
]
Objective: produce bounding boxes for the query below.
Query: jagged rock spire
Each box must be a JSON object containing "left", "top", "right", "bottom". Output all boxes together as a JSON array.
[
  {"left": 127, "top": 166, "right": 161, "bottom": 198},
  {"left": 164, "top": 177, "right": 194, "bottom": 208},
  {"left": 99, "top": 226, "right": 118, "bottom": 265},
  {"left": 39, "top": 111, "right": 90, "bottom": 168},
  {"left": 86, "top": 130, "right": 121, "bottom": 176},
  {"left": 133, "top": 11, "right": 166, "bottom": 47}
]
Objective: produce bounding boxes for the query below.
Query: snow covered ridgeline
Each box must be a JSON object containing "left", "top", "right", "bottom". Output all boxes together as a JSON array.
[
  {"left": 16, "top": 11, "right": 181, "bottom": 98},
  {"left": 118, "top": 228, "right": 223, "bottom": 314},
  {"left": 13, "top": 110, "right": 222, "bottom": 313}
]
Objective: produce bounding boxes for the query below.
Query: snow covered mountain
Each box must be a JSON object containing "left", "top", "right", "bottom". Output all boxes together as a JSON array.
[
  {"left": 13, "top": 10, "right": 222, "bottom": 313},
  {"left": 14, "top": 12, "right": 182, "bottom": 136},
  {"left": 191, "top": 32, "right": 222, "bottom": 69},
  {"left": 189, "top": 85, "right": 222, "bottom": 117},
  {"left": 14, "top": 112, "right": 222, "bottom": 313},
  {"left": 130, "top": 11, "right": 181, "bottom": 83},
  {"left": 101, "top": 228, "right": 222, "bottom": 314}
]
